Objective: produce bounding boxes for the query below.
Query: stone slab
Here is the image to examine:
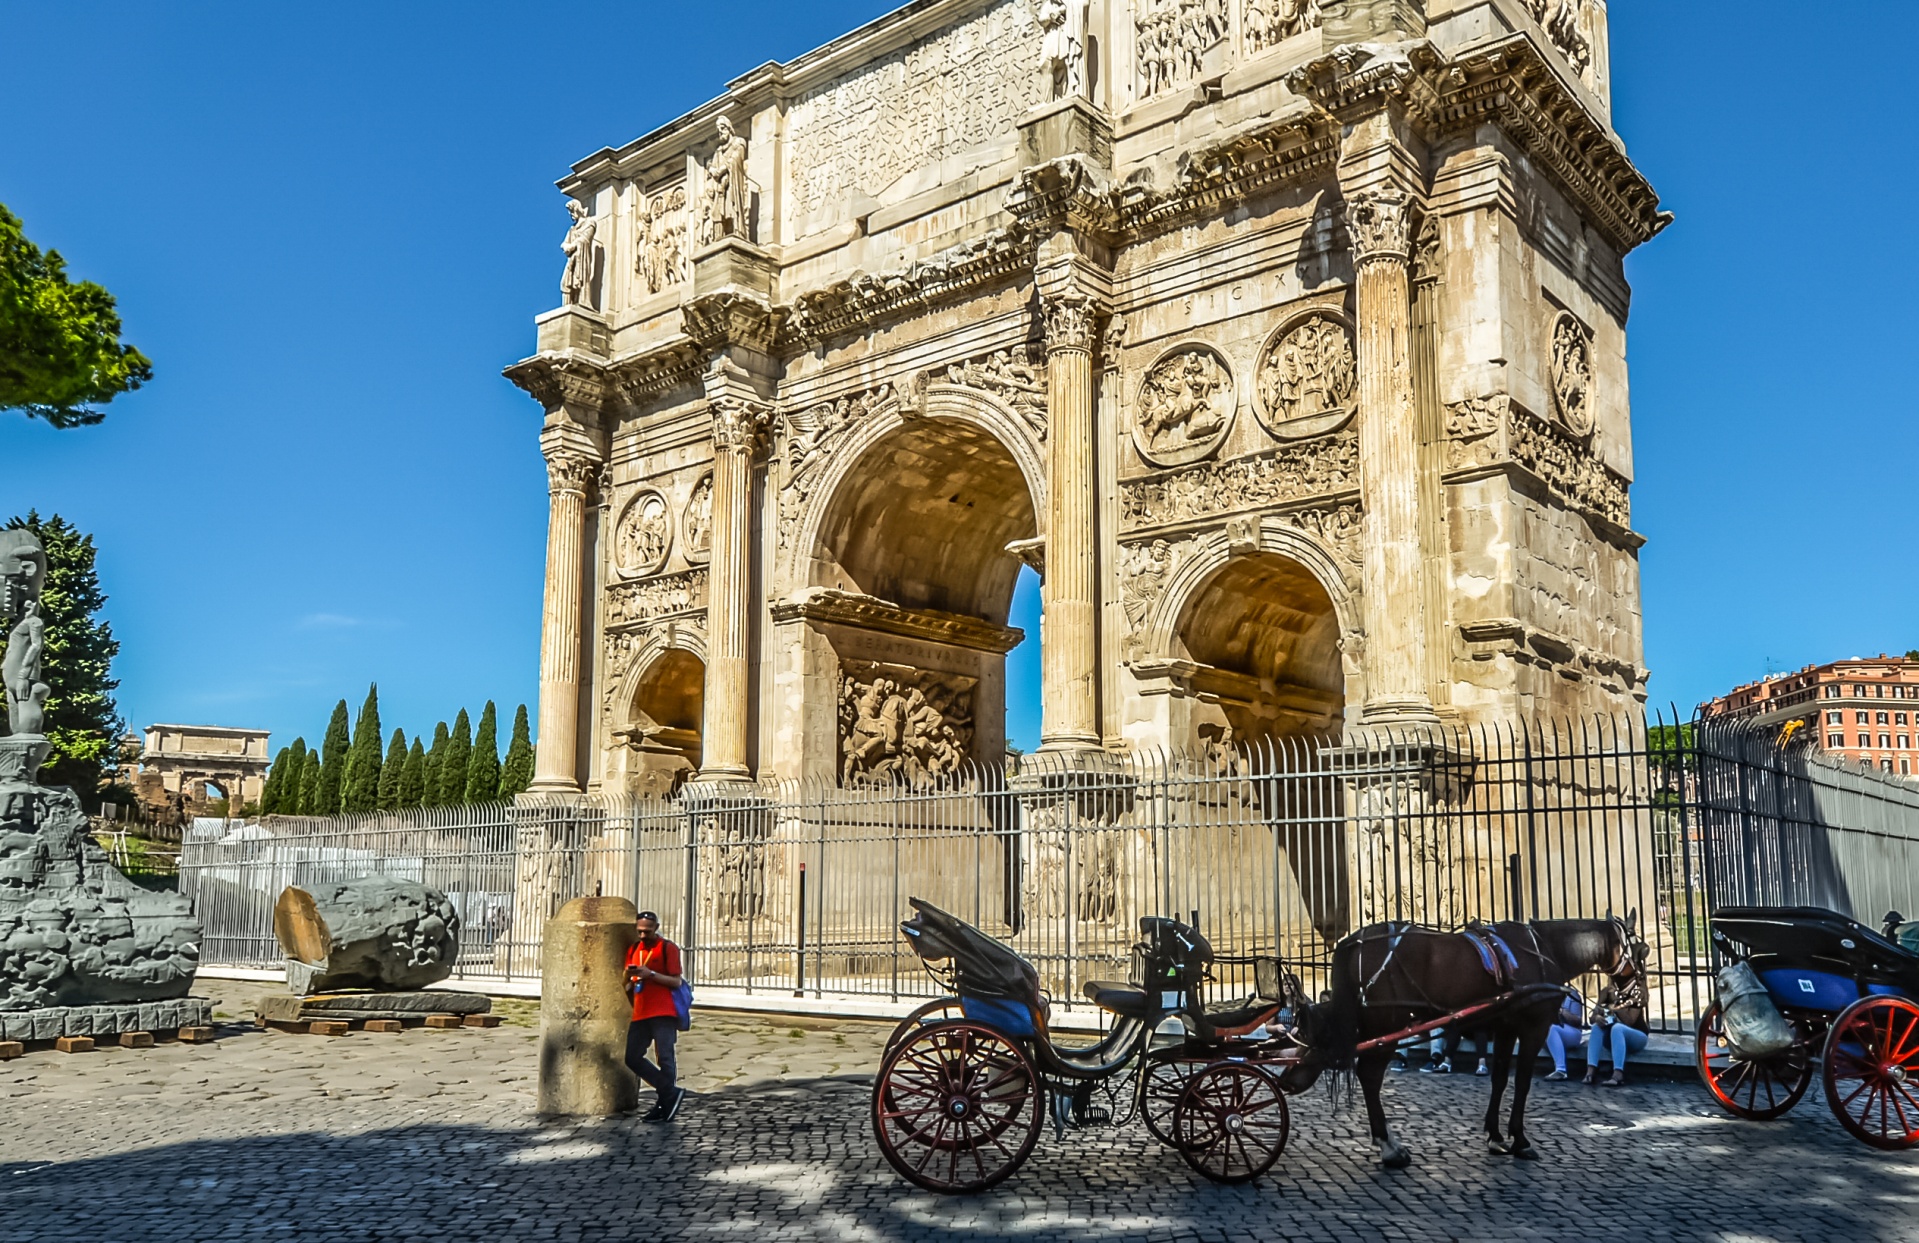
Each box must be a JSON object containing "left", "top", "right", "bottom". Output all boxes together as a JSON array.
[
  {"left": 255, "top": 991, "right": 492, "bottom": 1024},
  {"left": 0, "top": 997, "right": 213, "bottom": 1043}
]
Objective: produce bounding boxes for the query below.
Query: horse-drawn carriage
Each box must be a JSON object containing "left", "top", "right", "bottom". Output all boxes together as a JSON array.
[
  {"left": 871, "top": 898, "right": 1636, "bottom": 1191},
  {"left": 1697, "top": 905, "right": 1919, "bottom": 1149}
]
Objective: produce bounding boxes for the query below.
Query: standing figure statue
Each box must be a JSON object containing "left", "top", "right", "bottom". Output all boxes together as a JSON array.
[
  {"left": 560, "top": 199, "right": 599, "bottom": 310},
  {"left": 1038, "top": 0, "right": 1089, "bottom": 100},
  {"left": 0, "top": 531, "right": 48, "bottom": 739},
  {"left": 700, "top": 116, "right": 751, "bottom": 247}
]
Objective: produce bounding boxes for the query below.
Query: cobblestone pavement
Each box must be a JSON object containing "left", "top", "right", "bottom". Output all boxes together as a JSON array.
[{"left": 2, "top": 979, "right": 1915, "bottom": 1242}]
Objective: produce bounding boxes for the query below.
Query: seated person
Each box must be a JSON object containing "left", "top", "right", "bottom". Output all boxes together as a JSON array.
[
  {"left": 1584, "top": 971, "right": 1649, "bottom": 1086},
  {"left": 1544, "top": 989, "right": 1585, "bottom": 1081}
]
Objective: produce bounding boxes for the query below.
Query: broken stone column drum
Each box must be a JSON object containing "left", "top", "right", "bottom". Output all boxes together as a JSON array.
[
  {"left": 274, "top": 877, "right": 460, "bottom": 994},
  {"left": 538, "top": 895, "right": 639, "bottom": 1118}
]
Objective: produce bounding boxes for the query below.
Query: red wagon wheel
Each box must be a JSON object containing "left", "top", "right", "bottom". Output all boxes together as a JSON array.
[
  {"left": 1139, "top": 1050, "right": 1204, "bottom": 1147},
  {"left": 1695, "top": 1001, "right": 1814, "bottom": 1121},
  {"left": 1823, "top": 996, "right": 1919, "bottom": 1150},
  {"left": 1171, "top": 1061, "right": 1290, "bottom": 1184},
  {"left": 871, "top": 1019, "right": 1042, "bottom": 1193},
  {"left": 883, "top": 998, "right": 965, "bottom": 1063}
]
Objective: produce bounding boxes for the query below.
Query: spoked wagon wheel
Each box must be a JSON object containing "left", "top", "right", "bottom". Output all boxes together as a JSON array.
[
  {"left": 871, "top": 1019, "right": 1043, "bottom": 1193},
  {"left": 1139, "top": 1050, "right": 1203, "bottom": 1146},
  {"left": 1171, "top": 1062, "right": 1290, "bottom": 1184},
  {"left": 1695, "top": 1001, "right": 1814, "bottom": 1121},
  {"left": 1822, "top": 996, "right": 1919, "bottom": 1150},
  {"left": 883, "top": 998, "right": 964, "bottom": 1063}
]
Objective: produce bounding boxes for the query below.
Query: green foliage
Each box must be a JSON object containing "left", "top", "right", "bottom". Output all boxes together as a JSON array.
[
  {"left": 317, "top": 699, "right": 350, "bottom": 815},
  {"left": 0, "top": 205, "right": 151, "bottom": 428},
  {"left": 342, "top": 684, "right": 382, "bottom": 815},
  {"left": 298, "top": 746, "right": 323, "bottom": 816},
  {"left": 423, "top": 721, "right": 449, "bottom": 807},
  {"left": 399, "top": 737, "right": 426, "bottom": 809},
  {"left": 465, "top": 701, "right": 501, "bottom": 804},
  {"left": 268, "top": 738, "right": 308, "bottom": 816},
  {"left": 261, "top": 746, "right": 291, "bottom": 815},
  {"left": 500, "top": 703, "right": 534, "bottom": 800},
  {"left": 377, "top": 728, "right": 407, "bottom": 811},
  {"left": 0, "top": 513, "right": 123, "bottom": 802},
  {"left": 440, "top": 708, "right": 472, "bottom": 808}
]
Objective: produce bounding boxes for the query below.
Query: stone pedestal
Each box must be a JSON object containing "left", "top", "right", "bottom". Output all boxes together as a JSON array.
[{"left": 538, "top": 895, "right": 639, "bottom": 1118}]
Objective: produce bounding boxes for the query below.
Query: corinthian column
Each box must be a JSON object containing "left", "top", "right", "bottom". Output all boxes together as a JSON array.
[
  {"left": 701, "top": 399, "right": 768, "bottom": 781},
  {"left": 1346, "top": 185, "right": 1438, "bottom": 726},
  {"left": 1040, "top": 293, "right": 1101, "bottom": 750},
  {"left": 531, "top": 451, "right": 596, "bottom": 793}
]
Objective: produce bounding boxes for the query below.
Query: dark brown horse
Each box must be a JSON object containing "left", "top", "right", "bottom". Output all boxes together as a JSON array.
[{"left": 1295, "top": 914, "right": 1644, "bottom": 1167}]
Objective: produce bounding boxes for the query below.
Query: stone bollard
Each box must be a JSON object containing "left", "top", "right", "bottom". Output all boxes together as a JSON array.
[{"left": 538, "top": 896, "right": 639, "bottom": 1117}]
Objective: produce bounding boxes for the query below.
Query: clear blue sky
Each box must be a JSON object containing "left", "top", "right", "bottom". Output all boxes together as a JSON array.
[{"left": 1, "top": 1, "right": 1912, "bottom": 757}]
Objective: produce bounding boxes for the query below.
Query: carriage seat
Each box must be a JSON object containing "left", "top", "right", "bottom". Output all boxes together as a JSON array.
[{"left": 1082, "top": 979, "right": 1157, "bottom": 1020}]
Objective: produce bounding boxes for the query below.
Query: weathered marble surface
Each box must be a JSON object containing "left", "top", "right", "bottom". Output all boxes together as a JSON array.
[
  {"left": 255, "top": 990, "right": 491, "bottom": 1023},
  {"left": 274, "top": 878, "right": 461, "bottom": 995},
  {"left": 0, "top": 996, "right": 211, "bottom": 1041}
]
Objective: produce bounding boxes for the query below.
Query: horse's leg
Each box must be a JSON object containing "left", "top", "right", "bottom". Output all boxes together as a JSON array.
[
  {"left": 1484, "top": 1029, "right": 1515, "bottom": 1155},
  {"left": 1359, "top": 1051, "right": 1410, "bottom": 1169},
  {"left": 1508, "top": 1022, "right": 1547, "bottom": 1161}
]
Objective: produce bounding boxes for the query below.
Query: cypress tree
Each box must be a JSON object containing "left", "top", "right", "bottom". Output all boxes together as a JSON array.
[
  {"left": 423, "top": 721, "right": 449, "bottom": 807},
  {"left": 262, "top": 746, "right": 291, "bottom": 815},
  {"left": 465, "top": 701, "right": 502, "bottom": 804},
  {"left": 399, "top": 738, "right": 427, "bottom": 809},
  {"left": 377, "top": 728, "right": 407, "bottom": 811},
  {"left": 275, "top": 739, "right": 309, "bottom": 815},
  {"left": 343, "top": 684, "right": 382, "bottom": 815},
  {"left": 316, "top": 698, "right": 351, "bottom": 815},
  {"left": 298, "top": 746, "right": 323, "bottom": 817},
  {"left": 500, "top": 704, "right": 535, "bottom": 799},
  {"left": 441, "top": 708, "right": 472, "bottom": 806}
]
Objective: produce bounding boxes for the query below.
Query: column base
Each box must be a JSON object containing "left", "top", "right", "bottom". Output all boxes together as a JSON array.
[
  {"left": 691, "top": 766, "right": 754, "bottom": 784},
  {"left": 525, "top": 777, "right": 584, "bottom": 798},
  {"left": 1359, "top": 697, "right": 1442, "bottom": 731}
]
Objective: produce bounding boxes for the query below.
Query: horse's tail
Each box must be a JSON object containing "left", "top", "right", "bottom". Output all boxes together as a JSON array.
[{"left": 1301, "top": 935, "right": 1363, "bottom": 1073}]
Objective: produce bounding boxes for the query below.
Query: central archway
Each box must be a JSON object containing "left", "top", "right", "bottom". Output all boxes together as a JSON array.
[{"left": 778, "top": 390, "right": 1043, "bottom": 784}]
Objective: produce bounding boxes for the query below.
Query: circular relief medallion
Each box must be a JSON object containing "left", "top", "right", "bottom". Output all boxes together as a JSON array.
[
  {"left": 682, "top": 472, "right": 714, "bottom": 564},
  {"left": 1550, "top": 312, "right": 1595, "bottom": 437},
  {"left": 1132, "top": 344, "right": 1236, "bottom": 468},
  {"left": 1255, "top": 312, "right": 1357, "bottom": 440},
  {"left": 614, "top": 490, "right": 673, "bottom": 578}
]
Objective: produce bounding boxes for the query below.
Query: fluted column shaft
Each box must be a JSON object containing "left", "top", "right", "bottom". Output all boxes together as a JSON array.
[
  {"left": 532, "top": 452, "right": 594, "bottom": 791},
  {"left": 1041, "top": 295, "right": 1101, "bottom": 750},
  {"left": 702, "top": 401, "right": 764, "bottom": 780},
  {"left": 1347, "top": 186, "right": 1437, "bottom": 726}
]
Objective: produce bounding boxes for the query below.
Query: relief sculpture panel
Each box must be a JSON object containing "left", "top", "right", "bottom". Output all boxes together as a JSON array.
[
  {"left": 1121, "top": 433, "right": 1359, "bottom": 529},
  {"left": 946, "top": 347, "right": 1048, "bottom": 438},
  {"left": 607, "top": 569, "right": 708, "bottom": 629},
  {"left": 636, "top": 184, "right": 688, "bottom": 296},
  {"left": 1133, "top": 345, "right": 1235, "bottom": 467},
  {"left": 784, "top": 1, "right": 1041, "bottom": 228},
  {"left": 839, "top": 663, "right": 976, "bottom": 786},
  {"left": 1256, "top": 312, "right": 1356, "bottom": 440},
  {"left": 1134, "top": 0, "right": 1228, "bottom": 98},
  {"left": 1243, "top": 0, "right": 1322, "bottom": 54},
  {"left": 613, "top": 491, "right": 673, "bottom": 579}
]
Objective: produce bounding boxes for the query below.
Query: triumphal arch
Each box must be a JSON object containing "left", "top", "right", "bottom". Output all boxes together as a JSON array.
[{"left": 508, "top": 0, "right": 1665, "bottom": 796}]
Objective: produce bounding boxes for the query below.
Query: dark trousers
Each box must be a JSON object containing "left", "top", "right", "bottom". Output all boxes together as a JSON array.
[{"left": 625, "top": 1016, "right": 678, "bottom": 1096}]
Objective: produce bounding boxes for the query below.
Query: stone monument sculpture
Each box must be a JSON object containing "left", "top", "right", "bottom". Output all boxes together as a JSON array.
[
  {"left": 1037, "top": 0, "right": 1088, "bottom": 100},
  {"left": 273, "top": 877, "right": 460, "bottom": 994},
  {"left": 560, "top": 199, "right": 599, "bottom": 310},
  {"left": 0, "top": 529, "right": 211, "bottom": 1043},
  {"left": 699, "top": 116, "right": 750, "bottom": 246}
]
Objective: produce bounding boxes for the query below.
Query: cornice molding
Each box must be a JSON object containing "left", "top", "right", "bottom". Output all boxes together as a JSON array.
[
  {"left": 770, "top": 588, "right": 1025, "bottom": 655},
  {"left": 504, "top": 353, "right": 610, "bottom": 415},
  {"left": 1006, "top": 155, "right": 1122, "bottom": 238},
  {"left": 682, "top": 291, "right": 781, "bottom": 355},
  {"left": 784, "top": 225, "right": 1033, "bottom": 348}
]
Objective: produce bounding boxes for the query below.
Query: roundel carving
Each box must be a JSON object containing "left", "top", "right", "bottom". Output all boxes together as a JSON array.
[
  {"left": 682, "top": 472, "right": 714, "bottom": 564},
  {"left": 1255, "top": 312, "right": 1357, "bottom": 440},
  {"left": 1550, "top": 311, "right": 1595, "bottom": 437},
  {"left": 1132, "top": 343, "right": 1236, "bottom": 468},
  {"left": 614, "top": 490, "right": 673, "bottom": 579}
]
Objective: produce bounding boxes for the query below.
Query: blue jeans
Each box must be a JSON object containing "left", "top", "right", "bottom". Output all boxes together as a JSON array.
[
  {"left": 1545, "top": 1024, "right": 1584, "bottom": 1073},
  {"left": 1587, "top": 1021, "right": 1648, "bottom": 1069}
]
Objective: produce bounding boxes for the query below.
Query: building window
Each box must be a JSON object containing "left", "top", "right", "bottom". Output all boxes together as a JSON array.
[
  {"left": 1860, "top": 734, "right": 1873, "bottom": 748},
  {"left": 1859, "top": 711, "right": 1872, "bottom": 725},
  {"left": 1880, "top": 734, "right": 1892, "bottom": 749},
  {"left": 1905, "top": 759, "right": 1912, "bottom": 776},
  {"left": 1900, "top": 712, "right": 1910, "bottom": 726},
  {"left": 1855, "top": 685, "right": 1868, "bottom": 697},
  {"left": 1884, "top": 759, "right": 1896, "bottom": 772},
  {"left": 1829, "top": 711, "right": 1843, "bottom": 725},
  {"left": 1830, "top": 734, "right": 1846, "bottom": 748},
  {"left": 1880, "top": 712, "right": 1892, "bottom": 725},
  {"left": 1901, "top": 736, "right": 1912, "bottom": 750},
  {"left": 1826, "top": 685, "right": 1843, "bottom": 699}
]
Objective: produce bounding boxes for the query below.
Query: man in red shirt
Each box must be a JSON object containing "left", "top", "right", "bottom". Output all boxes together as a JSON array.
[{"left": 624, "top": 910, "right": 686, "bottom": 1121}]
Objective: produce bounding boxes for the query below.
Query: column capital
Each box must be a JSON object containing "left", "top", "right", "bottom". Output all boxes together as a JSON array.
[
  {"left": 711, "top": 398, "right": 774, "bottom": 455},
  {"left": 1344, "top": 185, "right": 1415, "bottom": 267},
  {"left": 1042, "top": 292, "right": 1098, "bottom": 354},
  {"left": 545, "top": 450, "right": 598, "bottom": 498}
]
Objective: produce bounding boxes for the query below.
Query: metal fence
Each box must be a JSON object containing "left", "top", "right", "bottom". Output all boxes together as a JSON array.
[{"left": 178, "top": 712, "right": 1919, "bottom": 1034}]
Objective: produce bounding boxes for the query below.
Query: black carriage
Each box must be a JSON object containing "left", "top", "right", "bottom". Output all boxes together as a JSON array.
[
  {"left": 1697, "top": 905, "right": 1919, "bottom": 1149},
  {"left": 870, "top": 898, "right": 1305, "bottom": 1192}
]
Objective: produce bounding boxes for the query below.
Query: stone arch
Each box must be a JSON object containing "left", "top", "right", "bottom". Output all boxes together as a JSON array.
[
  {"left": 1136, "top": 520, "right": 1360, "bottom": 749},
  {"left": 612, "top": 632, "right": 708, "bottom": 798}
]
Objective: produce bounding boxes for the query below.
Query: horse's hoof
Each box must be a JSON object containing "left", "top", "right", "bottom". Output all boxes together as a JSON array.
[
  {"left": 1511, "top": 1141, "right": 1540, "bottom": 1162},
  {"left": 1486, "top": 1136, "right": 1511, "bottom": 1156},
  {"left": 1379, "top": 1143, "right": 1413, "bottom": 1170}
]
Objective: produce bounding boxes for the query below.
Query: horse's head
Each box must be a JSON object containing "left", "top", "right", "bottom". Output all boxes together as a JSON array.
[{"left": 1601, "top": 909, "right": 1649, "bottom": 990}]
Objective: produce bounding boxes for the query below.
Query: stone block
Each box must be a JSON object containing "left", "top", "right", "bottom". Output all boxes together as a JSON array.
[
  {"left": 275, "top": 879, "right": 460, "bottom": 994},
  {"left": 364, "top": 1019, "right": 404, "bottom": 1033},
  {"left": 176, "top": 1026, "right": 216, "bottom": 1043},
  {"left": 538, "top": 895, "right": 640, "bottom": 1118},
  {"left": 54, "top": 1035, "right": 92, "bottom": 1054},
  {"left": 307, "top": 1020, "right": 350, "bottom": 1037},
  {"left": 0, "top": 1040, "right": 21, "bottom": 1059},
  {"left": 462, "top": 1013, "right": 502, "bottom": 1029},
  {"left": 118, "top": 1031, "right": 154, "bottom": 1049},
  {"left": 423, "top": 1014, "right": 464, "bottom": 1029}
]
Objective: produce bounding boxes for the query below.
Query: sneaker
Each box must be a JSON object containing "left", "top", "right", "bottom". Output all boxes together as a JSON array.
[
  {"left": 1389, "top": 1058, "right": 1407, "bottom": 1073},
  {"left": 663, "top": 1086, "right": 687, "bottom": 1119},
  {"left": 640, "top": 1100, "right": 668, "bottom": 1123},
  {"left": 1475, "top": 1060, "right": 1490, "bottom": 1076},
  {"left": 1545, "top": 1069, "right": 1568, "bottom": 1081},
  {"left": 1433, "top": 1059, "right": 1453, "bottom": 1074}
]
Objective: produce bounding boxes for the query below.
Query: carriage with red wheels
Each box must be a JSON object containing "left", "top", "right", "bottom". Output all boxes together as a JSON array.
[
  {"left": 1696, "top": 905, "right": 1919, "bottom": 1149},
  {"left": 870, "top": 898, "right": 1310, "bottom": 1191}
]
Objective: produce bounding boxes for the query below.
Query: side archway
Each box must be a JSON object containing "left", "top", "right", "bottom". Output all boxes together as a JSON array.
[{"left": 611, "top": 633, "right": 707, "bottom": 798}]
